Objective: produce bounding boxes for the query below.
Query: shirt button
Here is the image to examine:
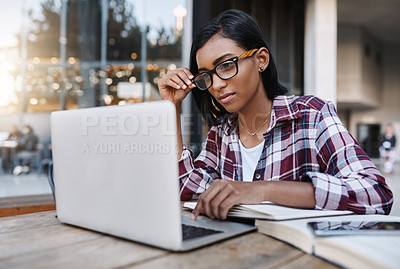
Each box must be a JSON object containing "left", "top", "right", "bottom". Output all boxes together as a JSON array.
[{"left": 255, "top": 173, "right": 261, "bottom": 180}]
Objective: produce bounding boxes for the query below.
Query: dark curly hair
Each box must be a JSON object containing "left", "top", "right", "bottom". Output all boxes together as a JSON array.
[{"left": 190, "top": 9, "right": 287, "bottom": 126}]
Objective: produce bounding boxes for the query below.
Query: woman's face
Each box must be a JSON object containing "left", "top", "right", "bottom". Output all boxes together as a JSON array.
[{"left": 196, "top": 36, "right": 266, "bottom": 113}]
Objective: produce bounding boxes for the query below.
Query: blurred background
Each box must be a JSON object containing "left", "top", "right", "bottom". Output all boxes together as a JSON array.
[{"left": 0, "top": 0, "right": 399, "bottom": 215}]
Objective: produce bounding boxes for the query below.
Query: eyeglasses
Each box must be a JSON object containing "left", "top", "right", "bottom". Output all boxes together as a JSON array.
[{"left": 192, "top": 49, "right": 258, "bottom": 91}]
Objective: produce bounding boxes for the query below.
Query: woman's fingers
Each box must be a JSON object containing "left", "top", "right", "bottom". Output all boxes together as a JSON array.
[
  {"left": 165, "top": 68, "right": 193, "bottom": 89},
  {"left": 181, "top": 67, "right": 194, "bottom": 80},
  {"left": 209, "top": 183, "right": 237, "bottom": 219},
  {"left": 191, "top": 200, "right": 204, "bottom": 220},
  {"left": 192, "top": 179, "right": 239, "bottom": 220},
  {"left": 175, "top": 69, "right": 194, "bottom": 89},
  {"left": 192, "top": 180, "right": 267, "bottom": 220},
  {"left": 162, "top": 78, "right": 182, "bottom": 90},
  {"left": 218, "top": 194, "right": 239, "bottom": 219},
  {"left": 200, "top": 181, "right": 224, "bottom": 219},
  {"left": 192, "top": 180, "right": 222, "bottom": 220},
  {"left": 158, "top": 68, "right": 195, "bottom": 104}
]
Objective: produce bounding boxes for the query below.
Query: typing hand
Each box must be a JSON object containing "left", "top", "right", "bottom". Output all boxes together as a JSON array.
[{"left": 191, "top": 179, "right": 265, "bottom": 220}]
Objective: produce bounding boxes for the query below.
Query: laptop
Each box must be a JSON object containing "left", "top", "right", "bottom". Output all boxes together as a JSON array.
[{"left": 50, "top": 100, "right": 255, "bottom": 251}]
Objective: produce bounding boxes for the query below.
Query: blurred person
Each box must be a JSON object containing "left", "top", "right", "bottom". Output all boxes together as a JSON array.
[
  {"left": 380, "top": 124, "right": 397, "bottom": 173},
  {"left": 158, "top": 9, "right": 393, "bottom": 220},
  {"left": 7, "top": 125, "right": 23, "bottom": 142},
  {"left": 1, "top": 125, "right": 22, "bottom": 172},
  {"left": 13, "top": 125, "right": 39, "bottom": 176}
]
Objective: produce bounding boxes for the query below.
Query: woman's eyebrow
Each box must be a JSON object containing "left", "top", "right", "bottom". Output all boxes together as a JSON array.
[
  {"left": 198, "top": 53, "right": 235, "bottom": 72},
  {"left": 212, "top": 53, "right": 234, "bottom": 65}
]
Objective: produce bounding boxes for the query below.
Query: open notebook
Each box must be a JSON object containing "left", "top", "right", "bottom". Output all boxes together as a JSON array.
[{"left": 184, "top": 201, "right": 354, "bottom": 221}]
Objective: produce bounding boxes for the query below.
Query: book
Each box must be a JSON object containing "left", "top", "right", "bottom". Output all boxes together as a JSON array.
[
  {"left": 255, "top": 214, "right": 400, "bottom": 269},
  {"left": 183, "top": 201, "right": 354, "bottom": 221}
]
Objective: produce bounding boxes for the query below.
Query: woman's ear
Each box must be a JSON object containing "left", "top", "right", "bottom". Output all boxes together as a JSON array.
[{"left": 256, "top": 47, "right": 270, "bottom": 72}]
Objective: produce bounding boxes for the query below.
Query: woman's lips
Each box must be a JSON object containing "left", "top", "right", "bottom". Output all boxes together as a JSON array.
[{"left": 219, "top": 92, "right": 235, "bottom": 104}]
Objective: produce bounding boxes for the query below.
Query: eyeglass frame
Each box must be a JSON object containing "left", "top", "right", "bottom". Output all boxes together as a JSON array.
[{"left": 191, "top": 48, "right": 259, "bottom": 91}]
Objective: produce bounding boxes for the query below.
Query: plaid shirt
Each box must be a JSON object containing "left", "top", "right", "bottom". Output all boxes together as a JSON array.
[{"left": 178, "top": 95, "right": 393, "bottom": 214}]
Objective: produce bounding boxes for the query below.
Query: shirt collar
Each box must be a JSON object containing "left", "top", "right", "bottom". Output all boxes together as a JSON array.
[{"left": 271, "top": 95, "right": 303, "bottom": 122}]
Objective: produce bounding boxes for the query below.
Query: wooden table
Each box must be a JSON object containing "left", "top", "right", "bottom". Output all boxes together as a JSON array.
[
  {"left": 0, "top": 211, "right": 339, "bottom": 269},
  {"left": 0, "top": 194, "right": 55, "bottom": 217}
]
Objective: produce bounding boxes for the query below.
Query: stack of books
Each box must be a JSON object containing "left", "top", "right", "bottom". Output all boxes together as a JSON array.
[{"left": 184, "top": 202, "right": 400, "bottom": 269}]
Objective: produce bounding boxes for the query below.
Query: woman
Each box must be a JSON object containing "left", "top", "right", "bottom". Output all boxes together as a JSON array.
[{"left": 158, "top": 9, "right": 393, "bottom": 219}]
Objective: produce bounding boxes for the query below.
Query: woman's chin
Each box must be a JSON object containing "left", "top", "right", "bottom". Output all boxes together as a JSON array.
[
  {"left": 216, "top": 98, "right": 241, "bottom": 114},
  {"left": 224, "top": 106, "right": 238, "bottom": 113},
  {"left": 220, "top": 104, "right": 236, "bottom": 114}
]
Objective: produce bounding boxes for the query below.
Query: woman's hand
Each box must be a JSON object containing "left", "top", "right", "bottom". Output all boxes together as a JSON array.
[
  {"left": 191, "top": 180, "right": 316, "bottom": 220},
  {"left": 158, "top": 68, "right": 196, "bottom": 105},
  {"left": 191, "top": 179, "right": 266, "bottom": 220}
]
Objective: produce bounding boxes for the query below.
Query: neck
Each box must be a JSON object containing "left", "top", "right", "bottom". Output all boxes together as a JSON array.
[{"left": 238, "top": 87, "right": 272, "bottom": 133}]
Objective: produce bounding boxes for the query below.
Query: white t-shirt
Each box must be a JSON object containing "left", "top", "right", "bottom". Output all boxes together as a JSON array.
[{"left": 239, "top": 139, "right": 265, "bottom": 182}]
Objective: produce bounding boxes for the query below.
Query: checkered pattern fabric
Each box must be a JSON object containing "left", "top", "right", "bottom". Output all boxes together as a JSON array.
[{"left": 178, "top": 95, "right": 393, "bottom": 214}]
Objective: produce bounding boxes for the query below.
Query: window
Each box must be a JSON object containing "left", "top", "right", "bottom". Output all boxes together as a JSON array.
[{"left": 0, "top": 0, "right": 188, "bottom": 206}]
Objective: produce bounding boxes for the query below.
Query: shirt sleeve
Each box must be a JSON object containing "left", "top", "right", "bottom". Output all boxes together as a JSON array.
[
  {"left": 304, "top": 101, "right": 393, "bottom": 214},
  {"left": 178, "top": 126, "right": 222, "bottom": 200}
]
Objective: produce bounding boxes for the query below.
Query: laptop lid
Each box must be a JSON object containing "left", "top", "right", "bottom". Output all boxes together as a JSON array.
[{"left": 51, "top": 101, "right": 183, "bottom": 250}]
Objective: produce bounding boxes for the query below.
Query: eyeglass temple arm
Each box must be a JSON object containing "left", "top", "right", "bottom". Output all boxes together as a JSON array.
[{"left": 238, "top": 49, "right": 258, "bottom": 59}]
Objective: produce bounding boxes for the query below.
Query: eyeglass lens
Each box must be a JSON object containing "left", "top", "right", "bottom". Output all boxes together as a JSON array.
[
  {"left": 194, "top": 72, "right": 211, "bottom": 90},
  {"left": 193, "top": 58, "right": 238, "bottom": 90}
]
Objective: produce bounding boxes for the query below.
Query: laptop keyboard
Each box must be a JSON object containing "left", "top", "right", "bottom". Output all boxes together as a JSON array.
[{"left": 182, "top": 224, "right": 223, "bottom": 241}]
